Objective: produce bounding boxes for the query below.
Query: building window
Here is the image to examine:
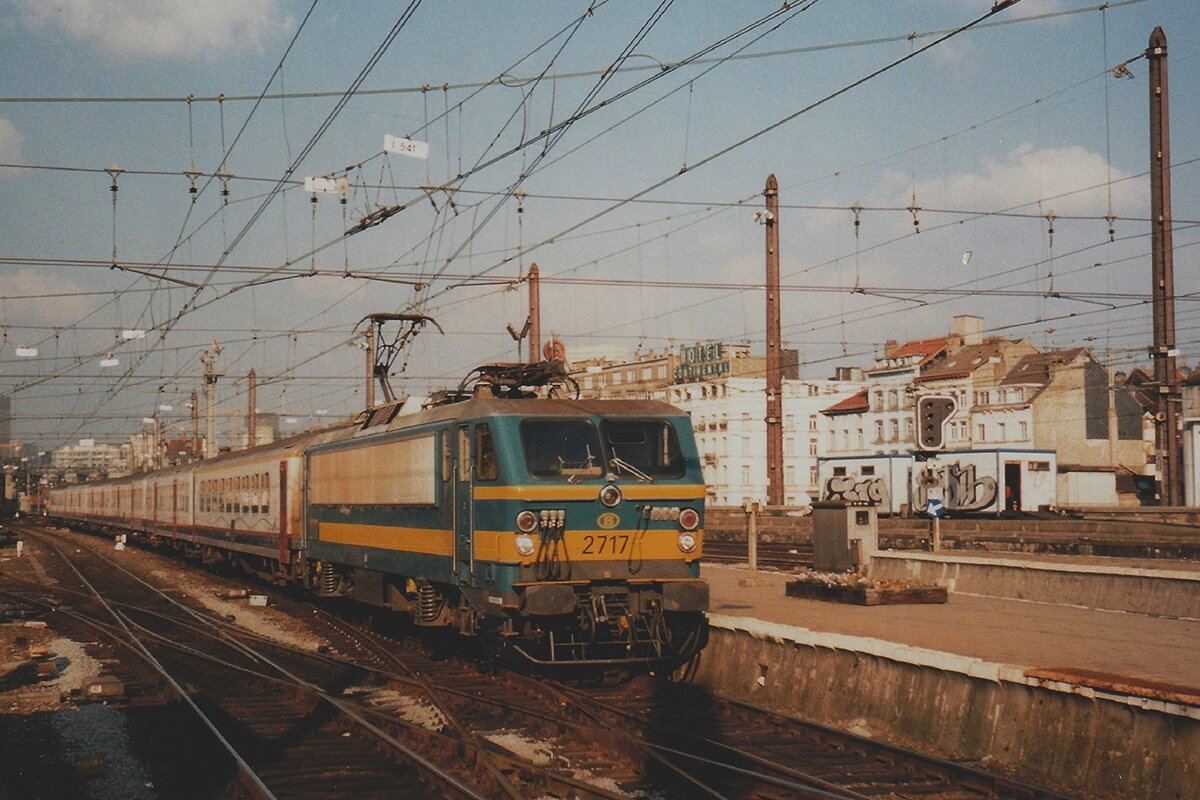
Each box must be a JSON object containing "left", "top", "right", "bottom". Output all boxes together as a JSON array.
[
  {"left": 997, "top": 422, "right": 1006, "bottom": 441},
  {"left": 786, "top": 465, "right": 795, "bottom": 485},
  {"left": 741, "top": 465, "right": 751, "bottom": 485},
  {"left": 784, "top": 438, "right": 794, "bottom": 457},
  {"left": 809, "top": 465, "right": 818, "bottom": 484},
  {"left": 808, "top": 415, "right": 817, "bottom": 431},
  {"left": 856, "top": 428, "right": 864, "bottom": 449},
  {"left": 872, "top": 391, "right": 883, "bottom": 411},
  {"left": 888, "top": 419, "right": 899, "bottom": 441},
  {"left": 976, "top": 424, "right": 986, "bottom": 441},
  {"left": 833, "top": 466, "right": 847, "bottom": 477},
  {"left": 874, "top": 420, "right": 884, "bottom": 442},
  {"left": 741, "top": 438, "right": 751, "bottom": 456},
  {"left": 904, "top": 418, "right": 914, "bottom": 441},
  {"left": 1019, "top": 421, "right": 1028, "bottom": 439},
  {"left": 887, "top": 389, "right": 898, "bottom": 410},
  {"left": 809, "top": 439, "right": 818, "bottom": 456},
  {"left": 861, "top": 465, "right": 875, "bottom": 476}
]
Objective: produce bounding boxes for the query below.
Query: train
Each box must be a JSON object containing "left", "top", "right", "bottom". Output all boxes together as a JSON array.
[{"left": 46, "top": 384, "right": 709, "bottom": 672}]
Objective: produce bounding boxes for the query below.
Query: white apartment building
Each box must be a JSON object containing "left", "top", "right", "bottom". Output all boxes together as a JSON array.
[
  {"left": 51, "top": 438, "right": 128, "bottom": 479},
  {"left": 667, "top": 376, "right": 863, "bottom": 507}
]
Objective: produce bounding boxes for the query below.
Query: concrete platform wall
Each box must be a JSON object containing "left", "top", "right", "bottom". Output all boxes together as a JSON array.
[
  {"left": 870, "top": 552, "right": 1200, "bottom": 619},
  {"left": 696, "top": 616, "right": 1199, "bottom": 800}
]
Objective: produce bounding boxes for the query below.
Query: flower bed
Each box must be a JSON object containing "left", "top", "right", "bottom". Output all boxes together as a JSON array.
[{"left": 784, "top": 568, "right": 947, "bottom": 605}]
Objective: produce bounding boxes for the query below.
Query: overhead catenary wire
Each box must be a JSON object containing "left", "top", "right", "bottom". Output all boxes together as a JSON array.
[
  {"left": 0, "top": 1, "right": 1145, "bottom": 107},
  {"left": 5, "top": 0, "right": 1188, "bottom": 451}
]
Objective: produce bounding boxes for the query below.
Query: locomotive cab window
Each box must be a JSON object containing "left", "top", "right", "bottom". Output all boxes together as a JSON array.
[
  {"left": 521, "top": 419, "right": 603, "bottom": 480},
  {"left": 601, "top": 419, "right": 686, "bottom": 479},
  {"left": 475, "top": 425, "right": 500, "bottom": 481}
]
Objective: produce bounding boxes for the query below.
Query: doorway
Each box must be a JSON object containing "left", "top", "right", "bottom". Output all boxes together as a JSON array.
[{"left": 1004, "top": 461, "right": 1022, "bottom": 512}]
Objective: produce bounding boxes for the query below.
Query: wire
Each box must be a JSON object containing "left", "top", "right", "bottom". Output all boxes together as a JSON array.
[{"left": 0, "top": 1, "right": 1145, "bottom": 106}]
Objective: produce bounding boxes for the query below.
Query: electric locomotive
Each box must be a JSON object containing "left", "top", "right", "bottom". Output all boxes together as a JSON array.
[
  {"left": 307, "top": 393, "right": 708, "bottom": 669},
  {"left": 48, "top": 368, "right": 709, "bottom": 671}
]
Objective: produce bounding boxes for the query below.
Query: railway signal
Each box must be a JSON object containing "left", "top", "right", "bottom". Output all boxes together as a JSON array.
[{"left": 915, "top": 394, "right": 957, "bottom": 451}]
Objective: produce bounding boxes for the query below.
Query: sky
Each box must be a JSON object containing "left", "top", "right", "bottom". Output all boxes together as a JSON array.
[{"left": 0, "top": 0, "right": 1197, "bottom": 450}]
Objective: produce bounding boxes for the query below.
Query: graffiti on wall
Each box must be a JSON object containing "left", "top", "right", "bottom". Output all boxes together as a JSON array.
[
  {"left": 823, "top": 475, "right": 891, "bottom": 509},
  {"left": 914, "top": 462, "right": 998, "bottom": 512}
]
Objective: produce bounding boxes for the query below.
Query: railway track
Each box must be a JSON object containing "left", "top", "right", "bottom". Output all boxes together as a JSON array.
[
  {"left": 1, "top": 520, "right": 1080, "bottom": 799},
  {"left": 702, "top": 539, "right": 812, "bottom": 569}
]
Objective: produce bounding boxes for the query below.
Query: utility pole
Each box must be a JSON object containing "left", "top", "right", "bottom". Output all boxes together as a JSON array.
[
  {"left": 763, "top": 174, "right": 783, "bottom": 506},
  {"left": 190, "top": 390, "right": 199, "bottom": 457},
  {"left": 201, "top": 342, "right": 223, "bottom": 459},
  {"left": 1148, "top": 26, "right": 1181, "bottom": 506},
  {"left": 528, "top": 263, "right": 541, "bottom": 363},
  {"left": 247, "top": 369, "right": 257, "bottom": 450}
]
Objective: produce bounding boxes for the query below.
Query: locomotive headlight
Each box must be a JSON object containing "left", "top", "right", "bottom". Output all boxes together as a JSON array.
[
  {"left": 677, "top": 532, "right": 698, "bottom": 554},
  {"left": 514, "top": 533, "right": 536, "bottom": 557},
  {"left": 515, "top": 510, "right": 539, "bottom": 533},
  {"left": 598, "top": 484, "right": 622, "bottom": 508},
  {"left": 678, "top": 507, "right": 700, "bottom": 531}
]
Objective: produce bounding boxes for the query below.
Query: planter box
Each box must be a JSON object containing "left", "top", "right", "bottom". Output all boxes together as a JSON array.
[{"left": 785, "top": 580, "right": 947, "bottom": 605}]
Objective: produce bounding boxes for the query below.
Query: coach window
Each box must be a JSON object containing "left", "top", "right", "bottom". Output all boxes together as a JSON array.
[
  {"left": 251, "top": 475, "right": 260, "bottom": 515},
  {"left": 262, "top": 472, "right": 270, "bottom": 515},
  {"left": 475, "top": 425, "right": 500, "bottom": 481}
]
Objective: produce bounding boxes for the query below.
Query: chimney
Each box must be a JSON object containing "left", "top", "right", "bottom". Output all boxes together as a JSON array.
[
  {"left": 951, "top": 314, "right": 983, "bottom": 346},
  {"left": 884, "top": 339, "right": 899, "bottom": 357}
]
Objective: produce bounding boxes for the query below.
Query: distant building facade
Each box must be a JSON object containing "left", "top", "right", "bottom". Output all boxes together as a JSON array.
[
  {"left": 51, "top": 438, "right": 127, "bottom": 481},
  {"left": 667, "top": 376, "right": 862, "bottom": 507}
]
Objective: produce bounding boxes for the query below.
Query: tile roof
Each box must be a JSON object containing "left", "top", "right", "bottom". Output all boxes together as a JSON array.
[
  {"left": 999, "top": 348, "right": 1086, "bottom": 386},
  {"left": 867, "top": 336, "right": 949, "bottom": 373},
  {"left": 822, "top": 388, "right": 868, "bottom": 415},
  {"left": 914, "top": 340, "right": 1014, "bottom": 383}
]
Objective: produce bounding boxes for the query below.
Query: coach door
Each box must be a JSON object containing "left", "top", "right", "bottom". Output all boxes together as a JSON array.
[{"left": 454, "top": 425, "right": 473, "bottom": 580}]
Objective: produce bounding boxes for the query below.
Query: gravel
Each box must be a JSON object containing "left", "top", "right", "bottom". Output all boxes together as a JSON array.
[{"left": 51, "top": 704, "right": 156, "bottom": 800}]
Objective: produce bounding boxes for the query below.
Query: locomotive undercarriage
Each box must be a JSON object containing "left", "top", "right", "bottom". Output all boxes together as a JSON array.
[
  {"left": 316, "top": 561, "right": 708, "bottom": 670},
  {"left": 506, "top": 591, "right": 708, "bottom": 670}
]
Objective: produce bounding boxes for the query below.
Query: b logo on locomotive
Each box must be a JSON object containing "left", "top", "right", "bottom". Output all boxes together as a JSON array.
[{"left": 596, "top": 512, "right": 621, "bottom": 529}]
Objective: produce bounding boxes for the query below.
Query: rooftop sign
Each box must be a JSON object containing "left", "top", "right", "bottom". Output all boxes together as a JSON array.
[{"left": 675, "top": 342, "right": 729, "bottom": 383}]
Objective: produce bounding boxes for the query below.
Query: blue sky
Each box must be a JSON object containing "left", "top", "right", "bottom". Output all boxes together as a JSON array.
[{"left": 0, "top": 0, "right": 1197, "bottom": 448}]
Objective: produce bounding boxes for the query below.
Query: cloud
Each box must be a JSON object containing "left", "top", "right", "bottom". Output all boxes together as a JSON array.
[
  {"left": 949, "top": 0, "right": 1071, "bottom": 19},
  {"left": 0, "top": 269, "right": 94, "bottom": 324},
  {"left": 0, "top": 118, "right": 23, "bottom": 176},
  {"left": 882, "top": 142, "right": 1143, "bottom": 218},
  {"left": 13, "top": 0, "right": 293, "bottom": 60}
]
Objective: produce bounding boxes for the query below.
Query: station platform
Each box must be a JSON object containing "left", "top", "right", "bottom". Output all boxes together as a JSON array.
[
  {"left": 694, "top": 555, "right": 1200, "bottom": 799},
  {"left": 703, "top": 562, "right": 1200, "bottom": 690}
]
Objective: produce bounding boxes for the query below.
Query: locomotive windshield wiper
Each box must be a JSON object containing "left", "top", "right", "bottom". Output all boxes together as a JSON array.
[{"left": 609, "top": 454, "right": 653, "bottom": 483}]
